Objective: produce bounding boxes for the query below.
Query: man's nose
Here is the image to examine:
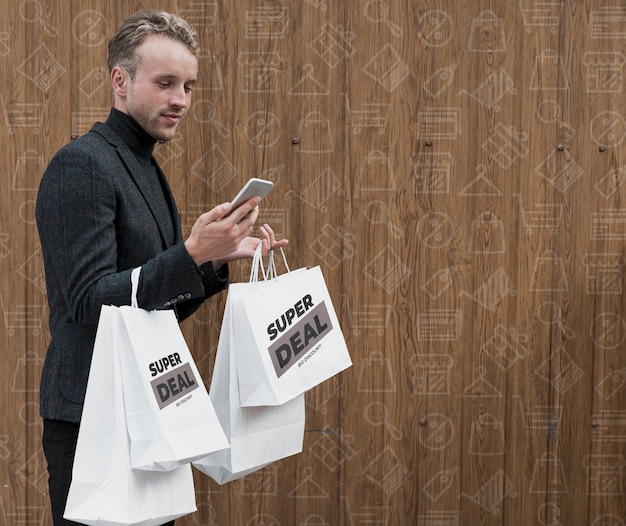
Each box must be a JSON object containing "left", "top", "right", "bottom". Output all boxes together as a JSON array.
[{"left": 170, "top": 86, "right": 189, "bottom": 108}]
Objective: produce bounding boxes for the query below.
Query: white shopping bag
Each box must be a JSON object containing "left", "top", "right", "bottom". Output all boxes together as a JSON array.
[
  {"left": 193, "top": 280, "right": 305, "bottom": 484},
  {"left": 64, "top": 305, "right": 197, "bottom": 526},
  {"left": 235, "top": 248, "right": 352, "bottom": 406},
  {"left": 119, "top": 267, "right": 229, "bottom": 471}
]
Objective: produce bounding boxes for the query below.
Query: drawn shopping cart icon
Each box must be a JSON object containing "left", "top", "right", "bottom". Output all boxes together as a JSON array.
[
  {"left": 515, "top": 193, "right": 563, "bottom": 236},
  {"left": 342, "top": 496, "right": 390, "bottom": 526},
  {"left": 591, "top": 411, "right": 626, "bottom": 443},
  {"left": 343, "top": 93, "right": 389, "bottom": 135},
  {"left": 514, "top": 395, "right": 562, "bottom": 437},
  {"left": 1, "top": 98, "right": 44, "bottom": 134},
  {"left": 519, "top": 0, "right": 563, "bottom": 32},
  {"left": 244, "top": 5, "right": 290, "bottom": 38},
  {"left": 343, "top": 295, "right": 391, "bottom": 336},
  {"left": 0, "top": 295, "right": 42, "bottom": 336}
]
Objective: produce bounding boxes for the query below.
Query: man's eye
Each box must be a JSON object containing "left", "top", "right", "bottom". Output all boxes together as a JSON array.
[{"left": 158, "top": 82, "right": 171, "bottom": 88}]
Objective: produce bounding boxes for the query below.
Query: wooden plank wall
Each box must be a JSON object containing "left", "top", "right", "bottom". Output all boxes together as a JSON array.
[{"left": 1, "top": 0, "right": 625, "bottom": 524}]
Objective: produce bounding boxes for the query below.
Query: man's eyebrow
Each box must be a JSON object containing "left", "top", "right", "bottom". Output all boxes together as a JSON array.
[{"left": 156, "top": 74, "right": 197, "bottom": 83}]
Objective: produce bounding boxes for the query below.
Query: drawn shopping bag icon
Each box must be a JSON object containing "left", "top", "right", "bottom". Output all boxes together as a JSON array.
[
  {"left": 530, "top": 49, "right": 569, "bottom": 91},
  {"left": 469, "top": 211, "right": 506, "bottom": 254},
  {"left": 12, "top": 351, "right": 43, "bottom": 392},
  {"left": 530, "top": 250, "right": 568, "bottom": 291},
  {"left": 299, "top": 111, "right": 334, "bottom": 153},
  {"left": 356, "top": 150, "right": 395, "bottom": 193},
  {"left": 469, "top": 11, "right": 506, "bottom": 52},
  {"left": 468, "top": 414, "right": 505, "bottom": 456},
  {"left": 530, "top": 453, "right": 568, "bottom": 494},
  {"left": 14, "top": 150, "right": 44, "bottom": 191},
  {"left": 357, "top": 351, "right": 396, "bottom": 393}
]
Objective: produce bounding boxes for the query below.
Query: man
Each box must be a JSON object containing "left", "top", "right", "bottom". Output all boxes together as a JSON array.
[{"left": 35, "top": 10, "right": 286, "bottom": 525}]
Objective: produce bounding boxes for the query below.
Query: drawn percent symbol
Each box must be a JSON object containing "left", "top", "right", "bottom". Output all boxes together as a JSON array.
[
  {"left": 590, "top": 312, "right": 626, "bottom": 350},
  {"left": 418, "top": 413, "right": 454, "bottom": 450},
  {"left": 417, "top": 212, "right": 454, "bottom": 248},
  {"left": 417, "top": 10, "right": 453, "bottom": 47},
  {"left": 591, "top": 111, "right": 626, "bottom": 147},
  {"left": 72, "top": 10, "right": 108, "bottom": 46},
  {"left": 245, "top": 111, "right": 281, "bottom": 147}
]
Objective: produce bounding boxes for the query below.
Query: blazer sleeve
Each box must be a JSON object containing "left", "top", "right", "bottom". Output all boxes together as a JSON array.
[{"left": 36, "top": 138, "right": 227, "bottom": 330}]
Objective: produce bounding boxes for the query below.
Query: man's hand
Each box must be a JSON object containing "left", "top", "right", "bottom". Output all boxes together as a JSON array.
[
  {"left": 259, "top": 223, "right": 289, "bottom": 254},
  {"left": 212, "top": 223, "right": 289, "bottom": 269},
  {"left": 184, "top": 196, "right": 261, "bottom": 267}
]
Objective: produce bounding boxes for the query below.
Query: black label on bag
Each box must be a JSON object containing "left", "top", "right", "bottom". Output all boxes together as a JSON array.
[
  {"left": 150, "top": 362, "right": 199, "bottom": 409},
  {"left": 267, "top": 301, "right": 333, "bottom": 378}
]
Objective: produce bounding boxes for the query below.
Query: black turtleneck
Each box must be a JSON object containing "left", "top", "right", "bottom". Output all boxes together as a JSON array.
[{"left": 106, "top": 108, "right": 176, "bottom": 247}]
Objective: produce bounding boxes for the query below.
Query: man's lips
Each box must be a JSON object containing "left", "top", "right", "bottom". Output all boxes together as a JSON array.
[{"left": 163, "top": 113, "right": 183, "bottom": 124}]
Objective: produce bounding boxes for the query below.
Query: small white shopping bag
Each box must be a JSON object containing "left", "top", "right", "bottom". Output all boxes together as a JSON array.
[
  {"left": 234, "top": 248, "right": 352, "bottom": 406},
  {"left": 193, "top": 282, "right": 305, "bottom": 484},
  {"left": 64, "top": 305, "right": 197, "bottom": 526},
  {"left": 119, "top": 267, "right": 229, "bottom": 471}
]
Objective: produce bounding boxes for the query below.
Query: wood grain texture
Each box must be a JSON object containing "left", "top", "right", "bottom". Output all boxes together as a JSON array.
[{"left": 0, "top": 1, "right": 625, "bottom": 524}]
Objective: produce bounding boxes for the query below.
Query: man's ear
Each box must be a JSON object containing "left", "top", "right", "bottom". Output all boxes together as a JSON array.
[{"left": 111, "top": 66, "right": 127, "bottom": 95}]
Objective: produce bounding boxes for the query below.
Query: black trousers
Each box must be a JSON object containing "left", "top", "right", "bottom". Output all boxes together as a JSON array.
[{"left": 42, "top": 419, "right": 175, "bottom": 526}]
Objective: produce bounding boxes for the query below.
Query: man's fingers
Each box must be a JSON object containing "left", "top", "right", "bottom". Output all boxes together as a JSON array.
[
  {"left": 227, "top": 196, "right": 261, "bottom": 223},
  {"left": 195, "top": 202, "right": 232, "bottom": 227}
]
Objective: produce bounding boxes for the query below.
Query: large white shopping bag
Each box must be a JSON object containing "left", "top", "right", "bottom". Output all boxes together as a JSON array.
[
  {"left": 234, "top": 248, "right": 352, "bottom": 406},
  {"left": 118, "top": 267, "right": 229, "bottom": 471},
  {"left": 194, "top": 280, "right": 305, "bottom": 484},
  {"left": 64, "top": 305, "right": 196, "bottom": 526}
]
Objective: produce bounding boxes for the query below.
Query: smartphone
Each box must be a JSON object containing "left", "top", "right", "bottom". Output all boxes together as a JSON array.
[{"left": 230, "top": 178, "right": 273, "bottom": 210}]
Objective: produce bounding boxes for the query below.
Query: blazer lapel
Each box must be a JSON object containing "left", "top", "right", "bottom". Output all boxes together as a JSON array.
[
  {"left": 153, "top": 160, "right": 183, "bottom": 244},
  {"left": 121, "top": 147, "right": 179, "bottom": 248},
  {"left": 93, "top": 122, "right": 178, "bottom": 248}
]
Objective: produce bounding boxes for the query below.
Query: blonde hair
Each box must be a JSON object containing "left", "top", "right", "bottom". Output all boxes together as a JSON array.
[{"left": 107, "top": 10, "right": 199, "bottom": 79}]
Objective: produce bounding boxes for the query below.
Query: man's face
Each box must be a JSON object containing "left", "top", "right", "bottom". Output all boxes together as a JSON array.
[{"left": 115, "top": 34, "right": 198, "bottom": 142}]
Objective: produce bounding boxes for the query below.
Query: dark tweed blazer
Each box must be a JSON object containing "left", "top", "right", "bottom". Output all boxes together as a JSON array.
[{"left": 36, "top": 115, "right": 228, "bottom": 422}]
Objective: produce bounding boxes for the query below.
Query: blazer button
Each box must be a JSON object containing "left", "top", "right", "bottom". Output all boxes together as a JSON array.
[
  {"left": 177, "top": 294, "right": 185, "bottom": 301},
  {"left": 163, "top": 301, "right": 171, "bottom": 307},
  {"left": 171, "top": 297, "right": 178, "bottom": 304},
  {"left": 184, "top": 293, "right": 192, "bottom": 299}
]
